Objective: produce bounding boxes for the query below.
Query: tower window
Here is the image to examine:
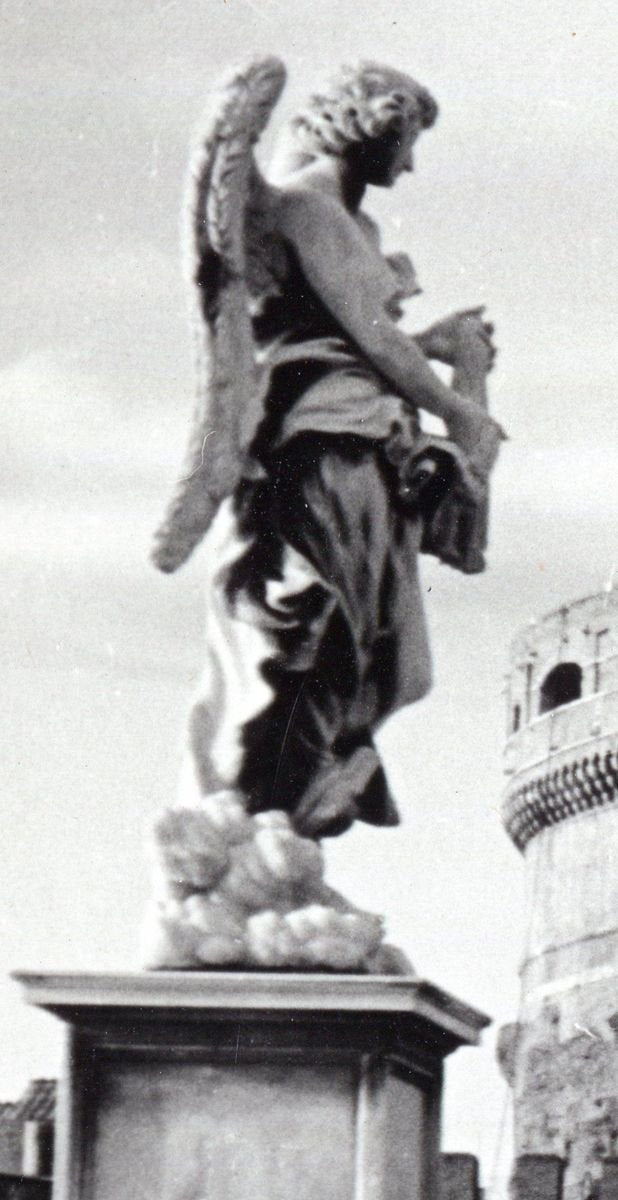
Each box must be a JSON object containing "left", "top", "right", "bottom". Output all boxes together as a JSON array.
[
  {"left": 512, "top": 704, "right": 521, "bottom": 732},
  {"left": 539, "top": 663, "right": 583, "bottom": 714}
]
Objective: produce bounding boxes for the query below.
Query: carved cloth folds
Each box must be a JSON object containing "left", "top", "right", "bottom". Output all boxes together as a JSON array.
[{"left": 181, "top": 255, "right": 481, "bottom": 838}]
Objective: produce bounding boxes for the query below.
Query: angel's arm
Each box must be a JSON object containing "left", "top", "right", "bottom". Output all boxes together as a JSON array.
[
  {"left": 353, "top": 214, "right": 493, "bottom": 367},
  {"left": 279, "top": 190, "right": 495, "bottom": 455}
]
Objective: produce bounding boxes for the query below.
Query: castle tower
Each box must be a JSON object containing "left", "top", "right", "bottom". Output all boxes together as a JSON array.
[{"left": 500, "top": 587, "right": 618, "bottom": 1199}]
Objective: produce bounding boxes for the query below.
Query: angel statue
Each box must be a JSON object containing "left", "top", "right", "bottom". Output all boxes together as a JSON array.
[{"left": 142, "top": 58, "right": 504, "bottom": 973}]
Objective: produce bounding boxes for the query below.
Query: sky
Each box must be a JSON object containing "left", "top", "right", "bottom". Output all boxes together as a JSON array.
[{"left": 1, "top": 0, "right": 617, "bottom": 1192}]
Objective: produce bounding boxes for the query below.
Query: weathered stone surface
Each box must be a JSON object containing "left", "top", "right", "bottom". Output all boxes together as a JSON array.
[
  {"left": 598, "top": 1159, "right": 618, "bottom": 1200},
  {"left": 509, "top": 1154, "right": 565, "bottom": 1200},
  {"left": 439, "top": 1152, "right": 480, "bottom": 1199},
  {"left": 502, "top": 821, "right": 618, "bottom": 1197},
  {"left": 501, "top": 591, "right": 618, "bottom": 1200}
]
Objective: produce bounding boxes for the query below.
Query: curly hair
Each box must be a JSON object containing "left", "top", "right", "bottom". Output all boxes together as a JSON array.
[{"left": 290, "top": 62, "right": 438, "bottom": 160}]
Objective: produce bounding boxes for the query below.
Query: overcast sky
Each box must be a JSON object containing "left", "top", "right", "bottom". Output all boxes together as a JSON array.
[{"left": 1, "top": 0, "right": 617, "bottom": 1192}]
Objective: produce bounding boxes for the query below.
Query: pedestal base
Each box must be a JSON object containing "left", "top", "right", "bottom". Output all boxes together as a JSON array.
[{"left": 14, "top": 972, "right": 489, "bottom": 1200}]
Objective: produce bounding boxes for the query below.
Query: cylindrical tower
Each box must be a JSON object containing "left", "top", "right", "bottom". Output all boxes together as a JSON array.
[{"left": 500, "top": 588, "right": 618, "bottom": 1200}]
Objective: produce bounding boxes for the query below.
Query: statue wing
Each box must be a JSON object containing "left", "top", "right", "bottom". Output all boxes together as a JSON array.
[{"left": 151, "top": 57, "right": 286, "bottom": 574}]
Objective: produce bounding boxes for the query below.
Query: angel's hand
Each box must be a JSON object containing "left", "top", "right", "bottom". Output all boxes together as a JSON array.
[
  {"left": 446, "top": 396, "right": 506, "bottom": 465},
  {"left": 417, "top": 307, "right": 496, "bottom": 370}
]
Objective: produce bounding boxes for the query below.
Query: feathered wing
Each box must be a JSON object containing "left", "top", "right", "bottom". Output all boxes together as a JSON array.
[{"left": 151, "top": 57, "right": 286, "bottom": 574}]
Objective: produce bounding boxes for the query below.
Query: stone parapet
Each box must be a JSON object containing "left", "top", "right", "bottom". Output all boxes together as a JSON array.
[{"left": 503, "top": 737, "right": 618, "bottom": 850}]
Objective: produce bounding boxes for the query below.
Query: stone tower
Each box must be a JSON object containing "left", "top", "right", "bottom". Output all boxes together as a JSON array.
[{"left": 500, "top": 587, "right": 618, "bottom": 1200}]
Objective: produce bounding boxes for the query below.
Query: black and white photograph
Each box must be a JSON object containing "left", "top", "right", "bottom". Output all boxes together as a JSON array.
[{"left": 1, "top": 0, "right": 616, "bottom": 1196}]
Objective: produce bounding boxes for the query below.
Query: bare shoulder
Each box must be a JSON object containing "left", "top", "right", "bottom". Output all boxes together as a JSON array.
[
  {"left": 277, "top": 185, "right": 358, "bottom": 245},
  {"left": 273, "top": 183, "right": 395, "bottom": 305}
]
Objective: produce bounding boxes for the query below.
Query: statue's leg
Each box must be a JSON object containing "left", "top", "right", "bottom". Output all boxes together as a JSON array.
[{"left": 253, "top": 434, "right": 431, "bottom": 835}]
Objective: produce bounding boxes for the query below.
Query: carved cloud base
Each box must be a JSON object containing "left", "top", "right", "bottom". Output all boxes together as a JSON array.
[{"left": 142, "top": 791, "right": 396, "bottom": 972}]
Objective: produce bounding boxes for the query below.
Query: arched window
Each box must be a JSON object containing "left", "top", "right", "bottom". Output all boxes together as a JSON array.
[
  {"left": 512, "top": 704, "right": 521, "bottom": 733},
  {"left": 539, "top": 663, "right": 583, "bottom": 714}
]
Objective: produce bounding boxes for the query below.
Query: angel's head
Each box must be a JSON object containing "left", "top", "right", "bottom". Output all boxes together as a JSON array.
[{"left": 285, "top": 63, "right": 438, "bottom": 187}]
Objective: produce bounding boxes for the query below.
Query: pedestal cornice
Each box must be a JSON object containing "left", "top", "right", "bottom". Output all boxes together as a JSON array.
[{"left": 13, "top": 970, "right": 489, "bottom": 1052}]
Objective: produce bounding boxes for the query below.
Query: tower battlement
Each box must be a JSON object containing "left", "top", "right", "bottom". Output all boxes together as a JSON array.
[{"left": 503, "top": 589, "right": 618, "bottom": 850}]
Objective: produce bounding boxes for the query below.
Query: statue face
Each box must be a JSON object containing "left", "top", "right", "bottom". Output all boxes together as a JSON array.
[
  {"left": 377, "top": 118, "right": 422, "bottom": 186},
  {"left": 352, "top": 117, "right": 423, "bottom": 189}
]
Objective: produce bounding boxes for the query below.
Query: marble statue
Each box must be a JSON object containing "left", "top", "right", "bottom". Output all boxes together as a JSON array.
[{"left": 142, "top": 58, "right": 504, "bottom": 972}]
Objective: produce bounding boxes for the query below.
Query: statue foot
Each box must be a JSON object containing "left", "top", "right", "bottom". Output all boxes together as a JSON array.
[{"left": 293, "top": 745, "right": 398, "bottom": 839}]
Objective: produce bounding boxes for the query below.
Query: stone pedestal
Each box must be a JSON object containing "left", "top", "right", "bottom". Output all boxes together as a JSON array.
[{"left": 14, "top": 972, "right": 489, "bottom": 1200}]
